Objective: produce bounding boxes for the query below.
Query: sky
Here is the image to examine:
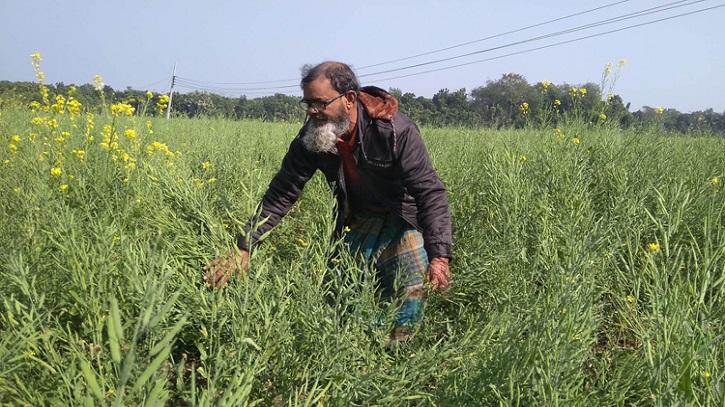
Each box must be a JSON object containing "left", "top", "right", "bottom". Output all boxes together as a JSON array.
[{"left": 2, "top": 0, "right": 724, "bottom": 113}]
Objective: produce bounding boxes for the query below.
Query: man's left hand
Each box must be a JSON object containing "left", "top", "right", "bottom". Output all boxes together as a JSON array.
[{"left": 427, "top": 257, "right": 450, "bottom": 291}]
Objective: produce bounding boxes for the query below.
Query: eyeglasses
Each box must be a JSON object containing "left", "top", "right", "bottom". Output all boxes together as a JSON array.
[{"left": 299, "top": 93, "right": 345, "bottom": 112}]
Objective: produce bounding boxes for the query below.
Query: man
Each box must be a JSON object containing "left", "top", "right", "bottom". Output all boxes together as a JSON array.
[{"left": 204, "top": 61, "right": 452, "bottom": 343}]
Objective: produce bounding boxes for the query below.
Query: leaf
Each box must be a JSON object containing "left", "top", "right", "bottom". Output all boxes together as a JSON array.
[
  {"left": 133, "top": 316, "right": 186, "bottom": 393},
  {"left": 132, "top": 345, "right": 171, "bottom": 393},
  {"left": 108, "top": 297, "right": 123, "bottom": 364},
  {"left": 149, "top": 316, "right": 187, "bottom": 357},
  {"left": 80, "top": 358, "right": 104, "bottom": 401},
  {"left": 148, "top": 291, "right": 180, "bottom": 329},
  {"left": 241, "top": 337, "right": 261, "bottom": 351}
]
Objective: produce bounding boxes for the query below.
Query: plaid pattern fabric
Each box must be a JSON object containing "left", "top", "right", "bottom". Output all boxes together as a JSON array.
[{"left": 344, "top": 212, "right": 428, "bottom": 327}]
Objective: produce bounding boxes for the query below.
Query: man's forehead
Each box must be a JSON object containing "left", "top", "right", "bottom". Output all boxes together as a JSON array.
[{"left": 303, "top": 77, "right": 336, "bottom": 98}]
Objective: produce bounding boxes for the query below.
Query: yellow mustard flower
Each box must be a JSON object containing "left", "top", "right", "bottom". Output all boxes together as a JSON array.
[
  {"left": 599, "top": 113, "right": 607, "bottom": 121},
  {"left": 67, "top": 99, "right": 82, "bottom": 118},
  {"left": 519, "top": 102, "right": 530, "bottom": 116},
  {"left": 554, "top": 99, "right": 561, "bottom": 106},
  {"left": 50, "top": 167, "right": 62, "bottom": 177},
  {"left": 201, "top": 161, "right": 211, "bottom": 169},
  {"left": 571, "top": 138, "right": 580, "bottom": 145},
  {"left": 655, "top": 107, "right": 664, "bottom": 115},
  {"left": 626, "top": 295, "right": 635, "bottom": 303},
  {"left": 207, "top": 178, "right": 217, "bottom": 184},
  {"left": 519, "top": 155, "right": 527, "bottom": 162},
  {"left": 111, "top": 103, "right": 134, "bottom": 117},
  {"left": 124, "top": 129, "right": 136, "bottom": 140},
  {"left": 648, "top": 243, "right": 660, "bottom": 254},
  {"left": 93, "top": 75, "right": 104, "bottom": 90},
  {"left": 59, "top": 184, "right": 68, "bottom": 192},
  {"left": 711, "top": 177, "right": 719, "bottom": 186},
  {"left": 51, "top": 95, "right": 66, "bottom": 114}
]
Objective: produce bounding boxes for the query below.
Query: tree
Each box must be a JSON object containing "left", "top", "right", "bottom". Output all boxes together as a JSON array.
[{"left": 471, "top": 73, "right": 537, "bottom": 127}]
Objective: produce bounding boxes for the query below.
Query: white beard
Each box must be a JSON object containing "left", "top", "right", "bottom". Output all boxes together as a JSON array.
[{"left": 302, "top": 115, "right": 350, "bottom": 154}]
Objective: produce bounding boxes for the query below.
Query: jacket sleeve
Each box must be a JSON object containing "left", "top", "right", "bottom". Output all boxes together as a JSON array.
[
  {"left": 395, "top": 122, "right": 453, "bottom": 260},
  {"left": 237, "top": 137, "right": 318, "bottom": 251}
]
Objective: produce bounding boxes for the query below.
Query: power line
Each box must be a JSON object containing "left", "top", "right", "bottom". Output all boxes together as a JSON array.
[
  {"left": 356, "top": 0, "right": 635, "bottom": 70},
  {"left": 358, "top": 0, "right": 708, "bottom": 79},
  {"left": 173, "top": 79, "right": 296, "bottom": 97},
  {"left": 174, "top": 76, "right": 299, "bottom": 92},
  {"left": 367, "top": 3, "right": 725, "bottom": 84},
  {"left": 136, "top": 77, "right": 171, "bottom": 90},
  {"left": 166, "top": 0, "right": 643, "bottom": 87},
  {"left": 167, "top": 1, "right": 722, "bottom": 95}
]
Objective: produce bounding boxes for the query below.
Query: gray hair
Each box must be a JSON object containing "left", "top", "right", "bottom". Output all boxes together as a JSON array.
[{"left": 300, "top": 61, "right": 360, "bottom": 93}]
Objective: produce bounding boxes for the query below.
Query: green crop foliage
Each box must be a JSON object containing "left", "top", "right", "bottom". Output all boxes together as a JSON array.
[{"left": 1, "top": 61, "right": 724, "bottom": 406}]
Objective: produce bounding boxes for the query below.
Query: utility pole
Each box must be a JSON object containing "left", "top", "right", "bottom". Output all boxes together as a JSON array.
[{"left": 166, "top": 63, "right": 176, "bottom": 120}]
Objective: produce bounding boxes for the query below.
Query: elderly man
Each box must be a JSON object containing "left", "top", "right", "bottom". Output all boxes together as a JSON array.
[{"left": 205, "top": 61, "right": 452, "bottom": 343}]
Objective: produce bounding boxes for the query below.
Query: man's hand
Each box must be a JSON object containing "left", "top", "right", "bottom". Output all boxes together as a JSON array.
[
  {"left": 203, "top": 248, "right": 250, "bottom": 288},
  {"left": 427, "top": 257, "right": 450, "bottom": 291}
]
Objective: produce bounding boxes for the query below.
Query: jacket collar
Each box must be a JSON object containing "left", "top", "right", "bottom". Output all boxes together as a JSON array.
[{"left": 356, "top": 86, "right": 398, "bottom": 142}]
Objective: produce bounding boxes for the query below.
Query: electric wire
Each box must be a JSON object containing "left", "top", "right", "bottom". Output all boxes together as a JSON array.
[
  {"left": 136, "top": 77, "right": 170, "bottom": 90},
  {"left": 169, "top": 1, "right": 722, "bottom": 96},
  {"left": 356, "top": 0, "right": 635, "bottom": 70},
  {"left": 358, "top": 0, "right": 708, "bottom": 79},
  {"left": 170, "top": 0, "right": 647, "bottom": 87},
  {"left": 366, "top": 3, "right": 725, "bottom": 84}
]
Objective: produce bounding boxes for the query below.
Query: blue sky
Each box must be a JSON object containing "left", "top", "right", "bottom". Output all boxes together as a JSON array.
[{"left": 2, "top": 0, "right": 724, "bottom": 113}]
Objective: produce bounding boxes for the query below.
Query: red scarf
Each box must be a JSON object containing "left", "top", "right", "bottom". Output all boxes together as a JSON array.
[{"left": 336, "top": 123, "right": 361, "bottom": 186}]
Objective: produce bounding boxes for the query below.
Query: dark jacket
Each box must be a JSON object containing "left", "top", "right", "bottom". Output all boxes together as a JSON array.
[{"left": 237, "top": 87, "right": 452, "bottom": 260}]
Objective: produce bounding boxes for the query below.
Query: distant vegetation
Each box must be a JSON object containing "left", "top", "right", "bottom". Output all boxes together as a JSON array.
[
  {"left": 1, "top": 61, "right": 723, "bottom": 136},
  {"left": 1, "top": 53, "right": 724, "bottom": 406}
]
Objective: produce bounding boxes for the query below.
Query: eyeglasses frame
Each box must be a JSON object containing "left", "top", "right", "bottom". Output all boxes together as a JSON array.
[{"left": 299, "top": 92, "right": 347, "bottom": 112}]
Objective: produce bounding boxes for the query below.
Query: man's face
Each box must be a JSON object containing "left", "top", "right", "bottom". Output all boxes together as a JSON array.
[{"left": 302, "top": 77, "right": 349, "bottom": 127}]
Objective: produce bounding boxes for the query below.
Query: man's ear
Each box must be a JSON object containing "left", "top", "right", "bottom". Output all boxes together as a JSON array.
[{"left": 344, "top": 90, "right": 357, "bottom": 107}]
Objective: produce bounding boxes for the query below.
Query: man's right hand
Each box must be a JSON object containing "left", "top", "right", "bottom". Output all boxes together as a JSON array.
[{"left": 203, "top": 248, "right": 250, "bottom": 288}]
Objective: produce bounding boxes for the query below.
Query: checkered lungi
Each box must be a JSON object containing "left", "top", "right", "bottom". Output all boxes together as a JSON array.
[{"left": 343, "top": 211, "right": 428, "bottom": 327}]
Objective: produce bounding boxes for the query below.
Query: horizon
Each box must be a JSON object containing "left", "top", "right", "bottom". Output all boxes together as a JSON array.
[{"left": 2, "top": 1, "right": 724, "bottom": 114}]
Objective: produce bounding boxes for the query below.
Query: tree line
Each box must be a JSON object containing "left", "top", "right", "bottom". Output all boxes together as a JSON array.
[{"left": 1, "top": 73, "right": 723, "bottom": 136}]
